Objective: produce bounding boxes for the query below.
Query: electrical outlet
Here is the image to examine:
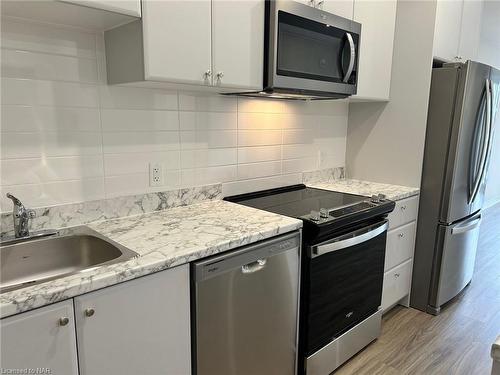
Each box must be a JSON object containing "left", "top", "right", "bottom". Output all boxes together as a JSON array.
[{"left": 149, "top": 163, "right": 163, "bottom": 187}]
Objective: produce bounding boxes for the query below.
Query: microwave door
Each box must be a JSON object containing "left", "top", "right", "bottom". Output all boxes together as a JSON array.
[{"left": 268, "top": 0, "right": 360, "bottom": 96}]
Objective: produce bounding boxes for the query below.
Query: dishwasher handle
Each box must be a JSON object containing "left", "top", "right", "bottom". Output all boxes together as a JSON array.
[
  {"left": 193, "top": 232, "right": 300, "bottom": 282},
  {"left": 241, "top": 259, "right": 267, "bottom": 274}
]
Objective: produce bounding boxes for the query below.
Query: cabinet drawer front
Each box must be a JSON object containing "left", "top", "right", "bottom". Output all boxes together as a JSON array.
[
  {"left": 388, "top": 196, "right": 419, "bottom": 229},
  {"left": 385, "top": 221, "right": 416, "bottom": 271},
  {"left": 382, "top": 259, "right": 412, "bottom": 311}
]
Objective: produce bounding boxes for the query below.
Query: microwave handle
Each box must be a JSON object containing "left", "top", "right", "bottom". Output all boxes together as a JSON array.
[{"left": 343, "top": 32, "right": 356, "bottom": 83}]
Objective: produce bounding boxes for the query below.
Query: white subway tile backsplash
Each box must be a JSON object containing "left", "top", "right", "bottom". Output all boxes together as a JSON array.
[
  {"left": 237, "top": 97, "right": 285, "bottom": 113},
  {"left": 104, "top": 170, "right": 181, "bottom": 198},
  {"left": 238, "top": 130, "right": 282, "bottom": 147},
  {"left": 222, "top": 173, "right": 303, "bottom": 197},
  {"left": 0, "top": 178, "right": 105, "bottom": 212},
  {"left": 1, "top": 132, "right": 102, "bottom": 159},
  {"left": 238, "top": 112, "right": 284, "bottom": 130},
  {"left": 282, "top": 144, "right": 315, "bottom": 160},
  {"left": 237, "top": 146, "right": 281, "bottom": 163},
  {"left": 99, "top": 86, "right": 178, "bottom": 110},
  {"left": 181, "top": 149, "right": 237, "bottom": 169},
  {"left": 1, "top": 78, "right": 99, "bottom": 107},
  {"left": 1, "top": 105, "right": 101, "bottom": 132},
  {"left": 1, "top": 49, "right": 98, "bottom": 83},
  {"left": 282, "top": 157, "right": 317, "bottom": 174},
  {"left": 283, "top": 129, "right": 314, "bottom": 145},
  {"left": 180, "top": 130, "right": 237, "bottom": 150},
  {"left": 101, "top": 109, "right": 179, "bottom": 132},
  {"left": 238, "top": 161, "right": 282, "bottom": 180},
  {"left": 102, "top": 131, "right": 180, "bottom": 154},
  {"left": 179, "top": 111, "right": 237, "bottom": 131},
  {"left": 178, "top": 93, "right": 237, "bottom": 112},
  {"left": 1, "top": 18, "right": 96, "bottom": 58},
  {"left": 1, "top": 19, "right": 348, "bottom": 210},
  {"left": 104, "top": 151, "right": 180, "bottom": 176},
  {"left": 1, "top": 155, "right": 104, "bottom": 185}
]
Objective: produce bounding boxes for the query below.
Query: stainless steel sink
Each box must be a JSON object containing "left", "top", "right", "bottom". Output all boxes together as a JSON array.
[{"left": 0, "top": 226, "right": 138, "bottom": 294}]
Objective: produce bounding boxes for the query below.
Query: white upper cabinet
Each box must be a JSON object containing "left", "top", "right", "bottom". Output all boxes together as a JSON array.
[
  {"left": 106, "top": 0, "right": 264, "bottom": 91},
  {"left": 1, "top": 300, "right": 79, "bottom": 375},
  {"left": 62, "top": 0, "right": 141, "bottom": 17},
  {"left": 75, "top": 265, "right": 191, "bottom": 375},
  {"left": 142, "top": 0, "right": 212, "bottom": 85},
  {"left": 433, "top": 0, "right": 484, "bottom": 62},
  {"left": 457, "top": 0, "right": 483, "bottom": 61},
  {"left": 212, "top": 0, "right": 264, "bottom": 90},
  {"left": 317, "top": 0, "right": 354, "bottom": 20},
  {"left": 352, "top": 0, "right": 397, "bottom": 100}
]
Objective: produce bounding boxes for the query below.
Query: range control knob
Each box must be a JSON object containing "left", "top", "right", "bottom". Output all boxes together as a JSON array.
[
  {"left": 319, "top": 208, "right": 329, "bottom": 218},
  {"left": 310, "top": 211, "right": 320, "bottom": 221},
  {"left": 371, "top": 195, "right": 380, "bottom": 203},
  {"left": 378, "top": 193, "right": 387, "bottom": 201}
]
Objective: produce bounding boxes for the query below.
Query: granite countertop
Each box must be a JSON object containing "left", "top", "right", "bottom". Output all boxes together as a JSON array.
[
  {"left": 1, "top": 200, "right": 302, "bottom": 318},
  {"left": 308, "top": 179, "right": 420, "bottom": 201}
]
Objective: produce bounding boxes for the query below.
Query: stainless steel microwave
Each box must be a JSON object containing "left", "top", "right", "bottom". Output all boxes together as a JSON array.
[{"left": 235, "top": 0, "right": 361, "bottom": 100}]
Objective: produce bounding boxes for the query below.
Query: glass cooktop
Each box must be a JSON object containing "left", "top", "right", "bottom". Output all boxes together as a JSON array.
[{"left": 225, "top": 185, "right": 368, "bottom": 219}]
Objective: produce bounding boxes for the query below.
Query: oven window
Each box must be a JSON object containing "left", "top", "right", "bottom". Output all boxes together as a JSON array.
[
  {"left": 277, "top": 11, "right": 358, "bottom": 83},
  {"left": 305, "top": 223, "right": 386, "bottom": 355}
]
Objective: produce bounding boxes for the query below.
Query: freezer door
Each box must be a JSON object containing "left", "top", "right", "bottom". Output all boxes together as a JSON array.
[
  {"left": 440, "top": 62, "right": 491, "bottom": 223},
  {"left": 430, "top": 213, "right": 481, "bottom": 310}
]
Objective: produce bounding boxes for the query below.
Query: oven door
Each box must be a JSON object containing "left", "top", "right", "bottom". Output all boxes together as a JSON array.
[
  {"left": 305, "top": 220, "right": 388, "bottom": 355},
  {"left": 267, "top": 0, "right": 361, "bottom": 95}
]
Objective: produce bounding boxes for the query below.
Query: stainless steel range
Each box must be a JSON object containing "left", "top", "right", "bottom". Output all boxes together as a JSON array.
[{"left": 225, "top": 184, "right": 395, "bottom": 375}]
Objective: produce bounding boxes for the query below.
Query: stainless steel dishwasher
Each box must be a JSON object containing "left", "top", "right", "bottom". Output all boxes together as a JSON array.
[{"left": 192, "top": 231, "right": 301, "bottom": 375}]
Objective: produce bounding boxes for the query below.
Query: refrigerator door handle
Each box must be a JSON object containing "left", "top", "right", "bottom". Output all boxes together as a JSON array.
[
  {"left": 469, "top": 79, "right": 492, "bottom": 204},
  {"left": 451, "top": 215, "right": 482, "bottom": 235}
]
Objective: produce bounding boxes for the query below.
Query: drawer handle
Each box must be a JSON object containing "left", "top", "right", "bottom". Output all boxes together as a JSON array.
[
  {"left": 85, "top": 308, "right": 95, "bottom": 317},
  {"left": 59, "top": 317, "right": 69, "bottom": 326},
  {"left": 398, "top": 233, "right": 405, "bottom": 238},
  {"left": 394, "top": 273, "right": 400, "bottom": 278},
  {"left": 400, "top": 205, "right": 407, "bottom": 211}
]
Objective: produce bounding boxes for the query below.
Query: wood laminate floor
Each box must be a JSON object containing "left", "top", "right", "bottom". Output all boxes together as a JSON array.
[{"left": 335, "top": 203, "right": 500, "bottom": 375}]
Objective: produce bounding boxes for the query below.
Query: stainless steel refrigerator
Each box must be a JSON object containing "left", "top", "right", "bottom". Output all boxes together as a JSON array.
[{"left": 411, "top": 60, "right": 500, "bottom": 315}]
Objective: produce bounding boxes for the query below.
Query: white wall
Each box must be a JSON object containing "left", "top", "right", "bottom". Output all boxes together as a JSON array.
[
  {"left": 0, "top": 17, "right": 348, "bottom": 212},
  {"left": 345, "top": 0, "right": 437, "bottom": 187},
  {"left": 478, "top": 0, "right": 500, "bottom": 208}
]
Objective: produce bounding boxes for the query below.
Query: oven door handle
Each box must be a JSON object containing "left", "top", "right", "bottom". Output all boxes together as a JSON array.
[{"left": 309, "top": 221, "right": 388, "bottom": 258}]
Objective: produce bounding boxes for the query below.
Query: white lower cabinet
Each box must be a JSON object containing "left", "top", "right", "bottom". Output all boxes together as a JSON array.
[
  {"left": 382, "top": 195, "right": 419, "bottom": 312},
  {"left": 1, "top": 266, "right": 191, "bottom": 375},
  {"left": 75, "top": 265, "right": 191, "bottom": 375},
  {"left": 381, "top": 259, "right": 413, "bottom": 311},
  {"left": 0, "top": 300, "right": 79, "bottom": 375}
]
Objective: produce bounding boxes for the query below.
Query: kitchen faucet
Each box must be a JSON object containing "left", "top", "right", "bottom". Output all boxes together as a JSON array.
[{"left": 6, "top": 193, "right": 36, "bottom": 238}]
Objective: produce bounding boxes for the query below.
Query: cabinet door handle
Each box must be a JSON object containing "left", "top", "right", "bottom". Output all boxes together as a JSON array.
[
  {"left": 203, "top": 70, "right": 212, "bottom": 81},
  {"left": 59, "top": 317, "right": 69, "bottom": 326},
  {"left": 85, "top": 308, "right": 95, "bottom": 317},
  {"left": 398, "top": 233, "right": 405, "bottom": 238},
  {"left": 394, "top": 273, "right": 400, "bottom": 278},
  {"left": 216, "top": 71, "right": 224, "bottom": 83}
]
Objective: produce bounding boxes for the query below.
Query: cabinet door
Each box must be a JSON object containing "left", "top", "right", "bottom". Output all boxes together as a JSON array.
[
  {"left": 1, "top": 300, "right": 78, "bottom": 375},
  {"left": 433, "top": 0, "right": 462, "bottom": 61},
  {"left": 142, "top": 0, "right": 212, "bottom": 85},
  {"left": 353, "top": 0, "right": 397, "bottom": 100},
  {"left": 317, "top": 0, "right": 353, "bottom": 20},
  {"left": 61, "top": 0, "right": 141, "bottom": 17},
  {"left": 458, "top": 0, "right": 483, "bottom": 61},
  {"left": 212, "top": 0, "right": 264, "bottom": 90},
  {"left": 75, "top": 265, "right": 191, "bottom": 375}
]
